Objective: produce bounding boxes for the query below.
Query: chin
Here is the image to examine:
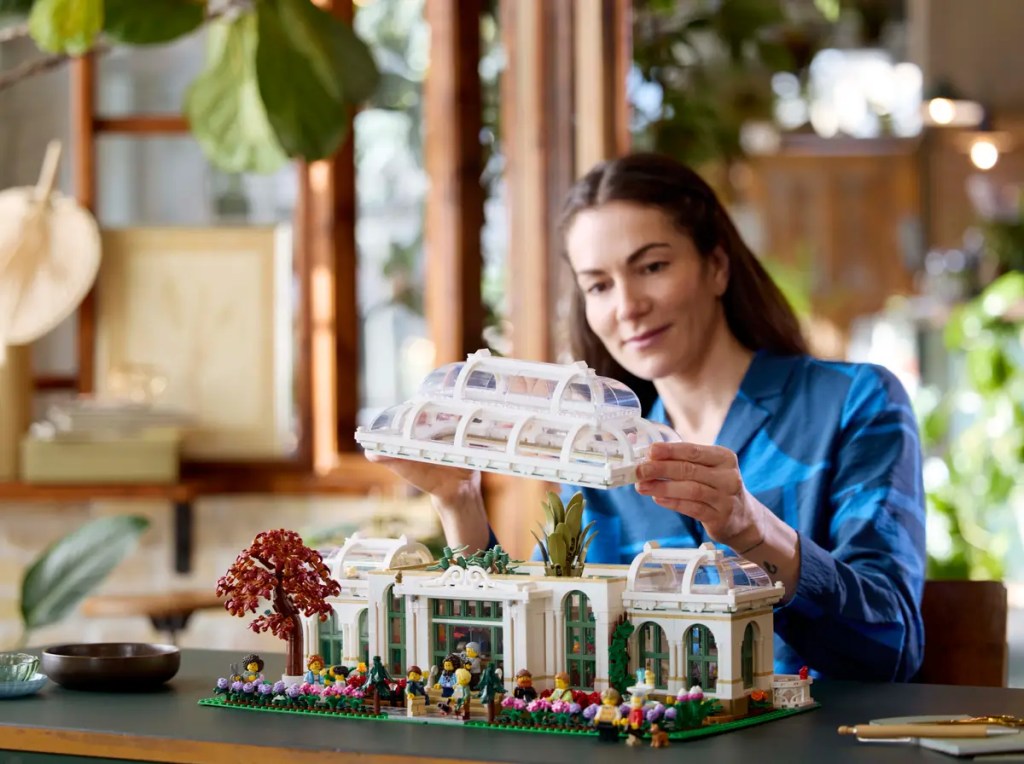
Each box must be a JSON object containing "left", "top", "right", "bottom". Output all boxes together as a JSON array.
[{"left": 615, "top": 351, "right": 677, "bottom": 382}]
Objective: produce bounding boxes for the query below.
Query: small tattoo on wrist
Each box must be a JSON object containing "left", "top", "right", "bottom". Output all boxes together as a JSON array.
[{"left": 762, "top": 561, "right": 778, "bottom": 576}]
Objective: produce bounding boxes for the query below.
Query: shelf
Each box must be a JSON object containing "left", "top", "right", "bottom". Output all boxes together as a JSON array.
[{"left": 0, "top": 481, "right": 206, "bottom": 502}]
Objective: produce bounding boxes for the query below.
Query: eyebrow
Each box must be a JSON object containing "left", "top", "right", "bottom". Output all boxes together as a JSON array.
[{"left": 574, "top": 242, "right": 672, "bottom": 278}]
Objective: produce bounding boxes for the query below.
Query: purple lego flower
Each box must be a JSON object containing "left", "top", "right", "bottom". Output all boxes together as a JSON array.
[
  {"left": 645, "top": 707, "right": 663, "bottom": 723},
  {"left": 619, "top": 703, "right": 631, "bottom": 717},
  {"left": 230, "top": 681, "right": 244, "bottom": 693},
  {"left": 664, "top": 707, "right": 677, "bottom": 721},
  {"left": 272, "top": 681, "right": 286, "bottom": 694},
  {"left": 568, "top": 702, "right": 582, "bottom": 715},
  {"left": 258, "top": 683, "right": 273, "bottom": 695},
  {"left": 242, "top": 682, "right": 255, "bottom": 694},
  {"left": 582, "top": 704, "right": 599, "bottom": 721},
  {"left": 216, "top": 677, "right": 229, "bottom": 690},
  {"left": 286, "top": 684, "right": 302, "bottom": 699}
]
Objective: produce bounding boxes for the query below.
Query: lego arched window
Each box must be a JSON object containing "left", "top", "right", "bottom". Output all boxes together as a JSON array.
[
  {"left": 318, "top": 611, "right": 343, "bottom": 668},
  {"left": 636, "top": 622, "right": 669, "bottom": 690},
  {"left": 358, "top": 610, "right": 369, "bottom": 666},
  {"left": 462, "top": 411, "right": 518, "bottom": 452},
  {"left": 410, "top": 404, "right": 463, "bottom": 445},
  {"left": 368, "top": 404, "right": 409, "bottom": 434},
  {"left": 564, "top": 591, "right": 596, "bottom": 691},
  {"left": 569, "top": 426, "right": 628, "bottom": 464},
  {"left": 685, "top": 624, "right": 718, "bottom": 692},
  {"left": 517, "top": 420, "right": 570, "bottom": 461},
  {"left": 741, "top": 623, "right": 755, "bottom": 689},
  {"left": 386, "top": 586, "right": 406, "bottom": 676}
]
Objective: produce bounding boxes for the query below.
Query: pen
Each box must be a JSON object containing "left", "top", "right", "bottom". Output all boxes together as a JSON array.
[{"left": 838, "top": 724, "right": 1018, "bottom": 739}]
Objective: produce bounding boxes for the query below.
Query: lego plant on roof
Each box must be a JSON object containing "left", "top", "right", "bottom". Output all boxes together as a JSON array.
[
  {"left": 216, "top": 529, "right": 341, "bottom": 681},
  {"left": 532, "top": 491, "right": 597, "bottom": 577}
]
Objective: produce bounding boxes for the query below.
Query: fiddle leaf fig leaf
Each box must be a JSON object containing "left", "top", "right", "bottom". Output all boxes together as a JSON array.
[
  {"left": 255, "top": 0, "right": 379, "bottom": 160},
  {"left": 28, "top": 0, "right": 102, "bottom": 55},
  {"left": 104, "top": 0, "right": 205, "bottom": 45},
  {"left": 21, "top": 515, "right": 150, "bottom": 631},
  {"left": 185, "top": 13, "right": 287, "bottom": 174}
]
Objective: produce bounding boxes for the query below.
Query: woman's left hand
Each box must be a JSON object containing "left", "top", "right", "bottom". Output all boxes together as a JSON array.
[{"left": 634, "top": 441, "right": 765, "bottom": 553}]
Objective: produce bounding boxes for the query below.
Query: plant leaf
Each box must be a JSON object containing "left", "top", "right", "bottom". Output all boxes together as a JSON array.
[
  {"left": 530, "top": 531, "right": 549, "bottom": 564},
  {"left": 185, "top": 13, "right": 288, "bottom": 174},
  {"left": 578, "top": 530, "right": 598, "bottom": 567},
  {"left": 104, "top": 0, "right": 204, "bottom": 45},
  {"left": 564, "top": 494, "right": 583, "bottom": 538},
  {"left": 28, "top": 0, "right": 102, "bottom": 55},
  {"left": 21, "top": 515, "right": 150, "bottom": 631},
  {"left": 547, "top": 532, "right": 567, "bottom": 569},
  {"left": 255, "top": 0, "right": 379, "bottom": 160},
  {"left": 546, "top": 491, "right": 565, "bottom": 524}
]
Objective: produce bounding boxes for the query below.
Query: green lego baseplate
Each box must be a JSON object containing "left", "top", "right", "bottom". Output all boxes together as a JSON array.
[{"left": 198, "top": 695, "right": 820, "bottom": 740}]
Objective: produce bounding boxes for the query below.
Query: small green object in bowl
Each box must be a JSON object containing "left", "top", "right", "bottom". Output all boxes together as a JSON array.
[{"left": 0, "top": 653, "right": 39, "bottom": 682}]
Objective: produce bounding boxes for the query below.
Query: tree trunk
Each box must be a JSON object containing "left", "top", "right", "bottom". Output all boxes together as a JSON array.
[{"left": 275, "top": 583, "right": 303, "bottom": 676}]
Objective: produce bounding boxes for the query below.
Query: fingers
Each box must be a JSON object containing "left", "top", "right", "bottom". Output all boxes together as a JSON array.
[
  {"left": 636, "top": 460, "right": 741, "bottom": 495},
  {"left": 647, "top": 441, "right": 737, "bottom": 468},
  {"left": 636, "top": 476, "right": 722, "bottom": 513}
]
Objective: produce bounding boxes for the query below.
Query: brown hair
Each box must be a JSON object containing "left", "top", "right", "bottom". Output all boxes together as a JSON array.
[{"left": 560, "top": 153, "right": 807, "bottom": 413}]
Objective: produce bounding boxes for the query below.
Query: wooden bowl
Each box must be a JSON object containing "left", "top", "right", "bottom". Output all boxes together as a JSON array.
[{"left": 41, "top": 643, "right": 180, "bottom": 691}]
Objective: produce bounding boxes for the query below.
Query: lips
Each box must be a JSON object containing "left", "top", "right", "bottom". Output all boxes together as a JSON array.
[{"left": 624, "top": 325, "right": 670, "bottom": 346}]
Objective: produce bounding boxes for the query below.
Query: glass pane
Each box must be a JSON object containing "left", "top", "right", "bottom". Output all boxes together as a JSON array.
[
  {"left": 96, "top": 33, "right": 206, "bottom": 116},
  {"left": 356, "top": 0, "right": 431, "bottom": 424},
  {"left": 95, "top": 136, "right": 296, "bottom": 226}
]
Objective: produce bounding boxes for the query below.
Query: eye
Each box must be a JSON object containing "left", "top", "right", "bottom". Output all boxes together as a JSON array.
[
  {"left": 583, "top": 281, "right": 610, "bottom": 295},
  {"left": 642, "top": 261, "right": 669, "bottom": 274}
]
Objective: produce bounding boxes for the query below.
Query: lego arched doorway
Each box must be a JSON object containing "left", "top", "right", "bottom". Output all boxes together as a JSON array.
[
  {"left": 563, "top": 590, "right": 596, "bottom": 689},
  {"left": 358, "top": 609, "right": 369, "bottom": 666},
  {"left": 685, "top": 623, "right": 718, "bottom": 692},
  {"left": 635, "top": 621, "right": 669, "bottom": 689},
  {"left": 318, "top": 611, "right": 344, "bottom": 667},
  {"left": 741, "top": 622, "right": 758, "bottom": 688},
  {"left": 385, "top": 585, "right": 406, "bottom": 675}
]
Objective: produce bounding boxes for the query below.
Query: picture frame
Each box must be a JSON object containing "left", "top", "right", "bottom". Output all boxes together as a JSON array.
[{"left": 95, "top": 226, "right": 294, "bottom": 460}]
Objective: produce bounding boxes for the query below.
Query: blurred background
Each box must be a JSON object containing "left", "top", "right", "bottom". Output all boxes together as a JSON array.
[{"left": 0, "top": 0, "right": 1021, "bottom": 684}]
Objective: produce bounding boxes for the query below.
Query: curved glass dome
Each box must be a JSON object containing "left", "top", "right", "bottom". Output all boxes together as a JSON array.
[
  {"left": 356, "top": 350, "right": 682, "bottom": 489},
  {"left": 627, "top": 543, "right": 774, "bottom": 596}
]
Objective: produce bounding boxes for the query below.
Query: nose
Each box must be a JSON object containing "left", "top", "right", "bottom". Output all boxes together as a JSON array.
[{"left": 614, "top": 279, "right": 651, "bottom": 322}]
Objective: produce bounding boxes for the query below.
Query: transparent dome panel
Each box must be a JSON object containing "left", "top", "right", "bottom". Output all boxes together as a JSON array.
[
  {"left": 691, "top": 563, "right": 728, "bottom": 593},
  {"left": 632, "top": 561, "right": 691, "bottom": 592},
  {"left": 598, "top": 380, "right": 641, "bottom": 413},
  {"left": 369, "top": 403, "right": 410, "bottom": 433},
  {"left": 500, "top": 374, "right": 560, "bottom": 409},
  {"left": 338, "top": 551, "right": 387, "bottom": 579},
  {"left": 463, "top": 412, "right": 518, "bottom": 452},
  {"left": 410, "top": 405, "right": 463, "bottom": 445},
  {"left": 417, "top": 363, "right": 465, "bottom": 398},
  {"left": 390, "top": 550, "right": 432, "bottom": 569},
  {"left": 465, "top": 369, "right": 498, "bottom": 393},
  {"left": 720, "top": 558, "right": 773, "bottom": 589},
  {"left": 570, "top": 426, "right": 627, "bottom": 465},
  {"left": 516, "top": 419, "right": 569, "bottom": 461}
]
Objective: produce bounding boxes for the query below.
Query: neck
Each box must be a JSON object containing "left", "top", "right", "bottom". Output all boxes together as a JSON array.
[{"left": 654, "top": 319, "right": 754, "bottom": 444}]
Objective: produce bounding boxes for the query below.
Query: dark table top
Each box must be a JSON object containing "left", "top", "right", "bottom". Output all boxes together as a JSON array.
[{"left": 2, "top": 649, "right": 1023, "bottom": 764}]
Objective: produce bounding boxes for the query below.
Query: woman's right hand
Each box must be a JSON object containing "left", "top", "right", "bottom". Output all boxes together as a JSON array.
[{"left": 365, "top": 452, "right": 474, "bottom": 504}]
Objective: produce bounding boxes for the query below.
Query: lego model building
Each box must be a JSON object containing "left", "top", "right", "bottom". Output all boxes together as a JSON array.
[{"left": 203, "top": 352, "right": 816, "bottom": 742}]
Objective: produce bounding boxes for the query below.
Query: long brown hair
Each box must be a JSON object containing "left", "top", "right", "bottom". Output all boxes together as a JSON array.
[{"left": 560, "top": 153, "right": 807, "bottom": 413}]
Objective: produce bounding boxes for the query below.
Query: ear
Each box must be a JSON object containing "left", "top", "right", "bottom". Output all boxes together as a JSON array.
[{"left": 709, "top": 246, "right": 730, "bottom": 297}]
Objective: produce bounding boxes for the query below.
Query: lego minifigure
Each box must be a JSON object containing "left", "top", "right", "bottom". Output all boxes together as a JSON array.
[
  {"left": 624, "top": 694, "right": 645, "bottom": 747},
  {"left": 649, "top": 723, "right": 669, "bottom": 748},
  {"left": 453, "top": 667, "right": 473, "bottom": 720},
  {"left": 239, "top": 654, "right": 264, "bottom": 684},
  {"left": 548, "top": 671, "right": 573, "bottom": 703},
  {"left": 323, "top": 664, "right": 347, "bottom": 686},
  {"left": 513, "top": 669, "right": 537, "bottom": 703},
  {"left": 304, "top": 654, "right": 325, "bottom": 685},
  {"left": 435, "top": 654, "right": 462, "bottom": 712},
  {"left": 464, "top": 641, "right": 483, "bottom": 688},
  {"left": 592, "top": 687, "right": 622, "bottom": 743},
  {"left": 405, "top": 664, "right": 427, "bottom": 716}
]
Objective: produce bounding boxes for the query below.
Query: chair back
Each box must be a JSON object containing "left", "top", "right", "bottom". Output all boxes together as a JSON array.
[{"left": 914, "top": 579, "right": 1008, "bottom": 686}]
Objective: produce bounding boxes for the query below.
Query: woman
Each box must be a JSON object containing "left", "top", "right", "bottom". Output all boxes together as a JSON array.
[{"left": 371, "top": 153, "right": 925, "bottom": 682}]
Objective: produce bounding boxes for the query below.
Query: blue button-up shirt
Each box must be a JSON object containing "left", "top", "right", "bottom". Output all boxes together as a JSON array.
[{"left": 556, "top": 351, "right": 926, "bottom": 682}]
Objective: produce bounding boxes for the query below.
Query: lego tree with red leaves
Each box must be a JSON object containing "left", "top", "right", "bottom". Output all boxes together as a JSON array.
[{"left": 217, "top": 529, "right": 341, "bottom": 677}]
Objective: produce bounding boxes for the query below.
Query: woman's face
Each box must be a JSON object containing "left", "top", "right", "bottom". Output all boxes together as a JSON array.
[{"left": 565, "top": 201, "right": 728, "bottom": 381}]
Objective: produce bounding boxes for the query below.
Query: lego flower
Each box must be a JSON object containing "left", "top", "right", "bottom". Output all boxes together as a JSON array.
[
  {"left": 286, "top": 684, "right": 302, "bottom": 699},
  {"left": 582, "top": 704, "right": 599, "bottom": 721},
  {"left": 688, "top": 685, "right": 704, "bottom": 701},
  {"left": 526, "top": 699, "right": 551, "bottom": 713},
  {"left": 568, "top": 702, "right": 582, "bottom": 715},
  {"left": 242, "top": 682, "right": 255, "bottom": 694},
  {"left": 258, "top": 683, "right": 273, "bottom": 696},
  {"left": 664, "top": 707, "right": 677, "bottom": 721},
  {"left": 215, "top": 677, "right": 229, "bottom": 691},
  {"left": 272, "top": 680, "right": 286, "bottom": 694},
  {"left": 230, "top": 681, "right": 244, "bottom": 693},
  {"left": 550, "top": 700, "right": 571, "bottom": 714}
]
